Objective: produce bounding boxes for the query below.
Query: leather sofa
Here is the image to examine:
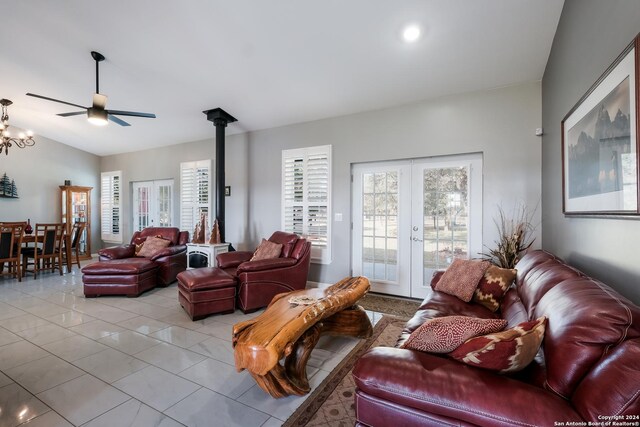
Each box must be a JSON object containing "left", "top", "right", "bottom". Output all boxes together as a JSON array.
[
  {"left": 97, "top": 227, "right": 188, "bottom": 286},
  {"left": 216, "top": 231, "right": 311, "bottom": 313},
  {"left": 353, "top": 250, "right": 640, "bottom": 426}
]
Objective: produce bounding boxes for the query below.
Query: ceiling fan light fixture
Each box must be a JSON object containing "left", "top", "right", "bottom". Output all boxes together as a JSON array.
[
  {"left": 26, "top": 51, "right": 155, "bottom": 127},
  {"left": 87, "top": 108, "right": 108, "bottom": 126}
]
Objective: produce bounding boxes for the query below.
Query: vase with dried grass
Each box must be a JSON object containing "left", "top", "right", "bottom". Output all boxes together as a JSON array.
[{"left": 482, "top": 204, "right": 537, "bottom": 269}]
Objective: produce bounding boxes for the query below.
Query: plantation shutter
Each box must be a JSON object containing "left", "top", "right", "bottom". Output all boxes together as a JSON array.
[
  {"left": 101, "top": 171, "right": 122, "bottom": 243},
  {"left": 282, "top": 145, "right": 332, "bottom": 263},
  {"left": 283, "top": 157, "right": 304, "bottom": 235},
  {"left": 180, "top": 160, "right": 211, "bottom": 233}
]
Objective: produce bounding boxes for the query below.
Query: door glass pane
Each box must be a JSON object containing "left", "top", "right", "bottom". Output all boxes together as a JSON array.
[
  {"left": 135, "top": 187, "right": 150, "bottom": 231},
  {"left": 423, "top": 167, "right": 469, "bottom": 275},
  {"left": 157, "top": 184, "right": 172, "bottom": 227},
  {"left": 361, "top": 171, "right": 398, "bottom": 281}
]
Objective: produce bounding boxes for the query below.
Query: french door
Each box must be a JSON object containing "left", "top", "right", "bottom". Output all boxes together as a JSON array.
[
  {"left": 132, "top": 180, "right": 174, "bottom": 232},
  {"left": 352, "top": 154, "right": 482, "bottom": 299}
]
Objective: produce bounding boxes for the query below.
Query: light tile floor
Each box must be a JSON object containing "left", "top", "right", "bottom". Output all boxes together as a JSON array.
[{"left": 0, "top": 264, "right": 379, "bottom": 427}]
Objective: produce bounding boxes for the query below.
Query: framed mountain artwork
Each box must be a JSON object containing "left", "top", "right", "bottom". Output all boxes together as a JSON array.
[{"left": 562, "top": 34, "right": 640, "bottom": 215}]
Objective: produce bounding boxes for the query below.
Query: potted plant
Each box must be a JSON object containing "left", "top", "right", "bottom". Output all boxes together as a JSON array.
[{"left": 483, "top": 204, "right": 537, "bottom": 269}]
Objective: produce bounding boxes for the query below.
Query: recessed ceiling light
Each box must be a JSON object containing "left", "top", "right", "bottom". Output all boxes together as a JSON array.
[{"left": 402, "top": 25, "right": 421, "bottom": 43}]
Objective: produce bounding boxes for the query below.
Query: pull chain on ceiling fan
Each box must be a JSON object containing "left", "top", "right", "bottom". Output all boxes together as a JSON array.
[{"left": 26, "top": 51, "right": 156, "bottom": 127}]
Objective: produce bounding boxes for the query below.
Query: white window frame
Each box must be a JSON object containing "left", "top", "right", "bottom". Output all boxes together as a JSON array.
[
  {"left": 180, "top": 160, "right": 212, "bottom": 234},
  {"left": 101, "top": 170, "right": 122, "bottom": 243},
  {"left": 282, "top": 145, "right": 332, "bottom": 264}
]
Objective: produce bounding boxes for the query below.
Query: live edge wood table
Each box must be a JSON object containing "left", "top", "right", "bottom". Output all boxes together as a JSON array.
[{"left": 232, "top": 276, "right": 373, "bottom": 398}]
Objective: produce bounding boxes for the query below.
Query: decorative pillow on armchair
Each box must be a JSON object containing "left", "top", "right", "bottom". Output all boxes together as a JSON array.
[
  {"left": 448, "top": 316, "right": 547, "bottom": 373},
  {"left": 401, "top": 316, "right": 507, "bottom": 353},
  {"left": 133, "top": 237, "right": 146, "bottom": 256},
  {"left": 434, "top": 259, "right": 491, "bottom": 302},
  {"left": 250, "top": 239, "right": 283, "bottom": 261},
  {"left": 472, "top": 266, "right": 517, "bottom": 312},
  {"left": 137, "top": 236, "right": 171, "bottom": 258}
]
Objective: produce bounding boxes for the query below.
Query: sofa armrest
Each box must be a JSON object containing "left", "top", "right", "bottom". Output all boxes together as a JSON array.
[
  {"left": 178, "top": 231, "right": 189, "bottom": 245},
  {"left": 217, "top": 251, "right": 253, "bottom": 269},
  {"left": 237, "top": 257, "right": 297, "bottom": 273},
  {"left": 430, "top": 270, "right": 445, "bottom": 290},
  {"left": 98, "top": 245, "right": 135, "bottom": 260},
  {"left": 353, "top": 347, "right": 583, "bottom": 426},
  {"left": 150, "top": 245, "right": 186, "bottom": 261}
]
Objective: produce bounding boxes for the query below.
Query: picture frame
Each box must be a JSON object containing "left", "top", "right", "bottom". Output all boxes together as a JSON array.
[
  {"left": 562, "top": 34, "right": 640, "bottom": 215},
  {"left": 225, "top": 186, "right": 231, "bottom": 197}
]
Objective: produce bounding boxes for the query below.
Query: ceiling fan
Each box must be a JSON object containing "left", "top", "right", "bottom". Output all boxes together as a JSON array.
[{"left": 26, "top": 51, "right": 156, "bottom": 127}]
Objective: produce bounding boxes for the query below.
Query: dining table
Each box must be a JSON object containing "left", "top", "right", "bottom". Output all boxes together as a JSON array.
[{"left": 22, "top": 233, "right": 73, "bottom": 274}]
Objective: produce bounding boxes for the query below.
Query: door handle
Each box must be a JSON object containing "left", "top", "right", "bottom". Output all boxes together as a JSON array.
[{"left": 412, "top": 237, "right": 423, "bottom": 242}]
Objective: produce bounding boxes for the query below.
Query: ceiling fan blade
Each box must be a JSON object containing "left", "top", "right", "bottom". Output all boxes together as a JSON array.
[
  {"left": 93, "top": 93, "right": 107, "bottom": 109},
  {"left": 57, "top": 111, "right": 87, "bottom": 117},
  {"left": 26, "top": 93, "right": 88, "bottom": 110},
  {"left": 106, "top": 110, "right": 156, "bottom": 119},
  {"left": 108, "top": 114, "right": 130, "bottom": 126}
]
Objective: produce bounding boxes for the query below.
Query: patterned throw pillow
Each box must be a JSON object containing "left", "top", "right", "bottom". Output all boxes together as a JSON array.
[
  {"left": 133, "top": 237, "right": 146, "bottom": 256},
  {"left": 137, "top": 236, "right": 171, "bottom": 258},
  {"left": 401, "top": 316, "right": 507, "bottom": 353},
  {"left": 449, "top": 316, "right": 547, "bottom": 373},
  {"left": 472, "top": 266, "right": 517, "bottom": 312},
  {"left": 250, "top": 239, "right": 283, "bottom": 261},
  {"left": 434, "top": 259, "right": 491, "bottom": 302}
]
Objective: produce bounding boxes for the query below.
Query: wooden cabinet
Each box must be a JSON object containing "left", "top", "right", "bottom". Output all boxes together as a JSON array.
[{"left": 60, "top": 185, "right": 92, "bottom": 259}]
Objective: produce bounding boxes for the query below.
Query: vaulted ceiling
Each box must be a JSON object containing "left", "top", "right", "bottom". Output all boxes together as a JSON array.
[{"left": 1, "top": 0, "right": 564, "bottom": 156}]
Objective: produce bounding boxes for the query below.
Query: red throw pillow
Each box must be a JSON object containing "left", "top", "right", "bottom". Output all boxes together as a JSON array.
[
  {"left": 434, "top": 259, "right": 491, "bottom": 302},
  {"left": 250, "top": 239, "right": 283, "bottom": 261},
  {"left": 137, "top": 236, "right": 171, "bottom": 258},
  {"left": 401, "top": 316, "right": 507, "bottom": 353},
  {"left": 449, "top": 316, "right": 547, "bottom": 373},
  {"left": 472, "top": 266, "right": 517, "bottom": 312}
]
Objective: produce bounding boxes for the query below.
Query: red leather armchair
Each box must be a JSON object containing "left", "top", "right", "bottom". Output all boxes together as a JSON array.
[
  {"left": 98, "top": 227, "right": 189, "bottom": 286},
  {"left": 216, "top": 231, "right": 311, "bottom": 313}
]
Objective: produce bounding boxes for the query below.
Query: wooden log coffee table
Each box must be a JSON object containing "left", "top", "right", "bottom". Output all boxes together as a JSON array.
[{"left": 232, "top": 276, "right": 372, "bottom": 398}]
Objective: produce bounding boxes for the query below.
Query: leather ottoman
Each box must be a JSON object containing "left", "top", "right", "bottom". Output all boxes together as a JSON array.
[
  {"left": 82, "top": 258, "right": 159, "bottom": 297},
  {"left": 177, "top": 267, "right": 237, "bottom": 320}
]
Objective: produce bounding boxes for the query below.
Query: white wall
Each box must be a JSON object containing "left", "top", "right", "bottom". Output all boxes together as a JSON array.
[
  {"left": 0, "top": 132, "right": 100, "bottom": 250},
  {"left": 100, "top": 134, "right": 250, "bottom": 249},
  {"left": 247, "top": 82, "right": 543, "bottom": 284},
  {"left": 542, "top": 0, "right": 640, "bottom": 303}
]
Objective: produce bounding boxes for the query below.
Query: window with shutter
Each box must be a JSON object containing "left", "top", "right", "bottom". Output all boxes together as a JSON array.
[
  {"left": 282, "top": 145, "right": 331, "bottom": 263},
  {"left": 180, "top": 160, "right": 212, "bottom": 234},
  {"left": 101, "top": 171, "right": 122, "bottom": 243}
]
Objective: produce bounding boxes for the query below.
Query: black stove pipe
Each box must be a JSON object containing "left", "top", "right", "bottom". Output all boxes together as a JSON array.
[{"left": 203, "top": 108, "right": 237, "bottom": 246}]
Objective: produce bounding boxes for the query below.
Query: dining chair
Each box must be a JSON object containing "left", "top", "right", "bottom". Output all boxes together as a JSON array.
[
  {"left": 63, "top": 222, "right": 86, "bottom": 272},
  {"left": 0, "top": 222, "right": 26, "bottom": 282},
  {"left": 21, "top": 223, "right": 65, "bottom": 278}
]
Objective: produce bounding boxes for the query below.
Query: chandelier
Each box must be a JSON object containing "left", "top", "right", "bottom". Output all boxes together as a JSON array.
[{"left": 1, "top": 99, "right": 35, "bottom": 155}]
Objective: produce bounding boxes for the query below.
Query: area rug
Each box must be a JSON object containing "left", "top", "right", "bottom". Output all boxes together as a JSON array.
[
  {"left": 357, "top": 292, "right": 422, "bottom": 318},
  {"left": 283, "top": 315, "right": 407, "bottom": 427}
]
